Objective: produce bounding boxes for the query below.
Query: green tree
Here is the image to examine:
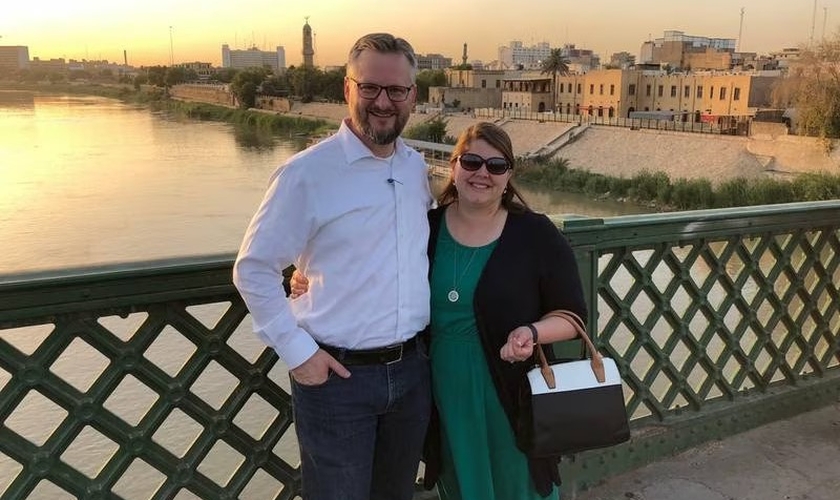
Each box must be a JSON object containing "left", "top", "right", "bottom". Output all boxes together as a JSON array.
[
  {"left": 540, "top": 48, "right": 570, "bottom": 112},
  {"left": 404, "top": 116, "right": 454, "bottom": 143},
  {"left": 415, "top": 69, "right": 447, "bottom": 103},
  {"left": 164, "top": 66, "right": 195, "bottom": 87},
  {"left": 145, "top": 66, "right": 168, "bottom": 87},
  {"left": 230, "top": 67, "right": 270, "bottom": 108},
  {"left": 215, "top": 68, "right": 238, "bottom": 83},
  {"left": 774, "top": 34, "right": 840, "bottom": 138},
  {"left": 286, "top": 65, "right": 319, "bottom": 102},
  {"left": 317, "top": 67, "right": 346, "bottom": 102}
]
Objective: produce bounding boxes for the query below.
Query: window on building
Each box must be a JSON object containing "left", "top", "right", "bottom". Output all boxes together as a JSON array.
[
  {"left": 567, "top": 83, "right": 572, "bottom": 92},
  {"left": 720, "top": 87, "right": 726, "bottom": 100},
  {"left": 629, "top": 84, "right": 636, "bottom": 96},
  {"left": 646, "top": 84, "right": 652, "bottom": 96},
  {"left": 658, "top": 85, "right": 664, "bottom": 97},
  {"left": 590, "top": 84, "right": 595, "bottom": 94},
  {"left": 482, "top": 79, "right": 487, "bottom": 88},
  {"left": 610, "top": 84, "right": 615, "bottom": 95},
  {"left": 566, "top": 103, "right": 571, "bottom": 114},
  {"left": 710, "top": 86, "right": 714, "bottom": 98},
  {"left": 496, "top": 80, "right": 501, "bottom": 88},
  {"left": 670, "top": 85, "right": 677, "bottom": 97},
  {"left": 577, "top": 83, "right": 581, "bottom": 93},
  {"left": 597, "top": 106, "right": 603, "bottom": 117},
  {"left": 684, "top": 85, "right": 690, "bottom": 98},
  {"left": 697, "top": 86, "right": 703, "bottom": 98},
  {"left": 575, "top": 104, "right": 580, "bottom": 115},
  {"left": 599, "top": 84, "right": 604, "bottom": 95},
  {"left": 608, "top": 107, "right": 615, "bottom": 118},
  {"left": 734, "top": 87, "right": 741, "bottom": 101}
]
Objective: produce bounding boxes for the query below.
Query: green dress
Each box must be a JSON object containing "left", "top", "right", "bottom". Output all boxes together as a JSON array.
[{"left": 430, "top": 220, "right": 558, "bottom": 500}]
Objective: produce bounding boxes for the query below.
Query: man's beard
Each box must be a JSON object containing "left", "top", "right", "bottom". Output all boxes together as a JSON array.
[{"left": 355, "top": 106, "right": 408, "bottom": 145}]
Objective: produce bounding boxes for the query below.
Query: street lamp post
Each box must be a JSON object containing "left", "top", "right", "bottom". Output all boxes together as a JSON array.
[{"left": 169, "top": 26, "right": 174, "bottom": 66}]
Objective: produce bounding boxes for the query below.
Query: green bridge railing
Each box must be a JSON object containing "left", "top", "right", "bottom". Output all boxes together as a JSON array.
[{"left": 1, "top": 200, "right": 839, "bottom": 499}]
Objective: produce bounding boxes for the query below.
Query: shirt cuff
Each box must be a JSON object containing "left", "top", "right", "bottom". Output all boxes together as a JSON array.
[{"left": 255, "top": 324, "right": 320, "bottom": 370}]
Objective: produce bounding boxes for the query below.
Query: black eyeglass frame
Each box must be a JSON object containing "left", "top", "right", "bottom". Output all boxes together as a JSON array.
[
  {"left": 457, "top": 153, "right": 512, "bottom": 175},
  {"left": 347, "top": 77, "right": 414, "bottom": 102}
]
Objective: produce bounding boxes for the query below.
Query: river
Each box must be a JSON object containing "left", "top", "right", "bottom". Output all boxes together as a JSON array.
[
  {"left": 0, "top": 91, "right": 651, "bottom": 499},
  {"left": 0, "top": 91, "right": 649, "bottom": 275}
]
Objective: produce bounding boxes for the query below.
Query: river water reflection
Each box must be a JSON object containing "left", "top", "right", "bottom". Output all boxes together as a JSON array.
[
  {"left": 0, "top": 91, "right": 652, "bottom": 499},
  {"left": 0, "top": 91, "right": 649, "bottom": 275}
]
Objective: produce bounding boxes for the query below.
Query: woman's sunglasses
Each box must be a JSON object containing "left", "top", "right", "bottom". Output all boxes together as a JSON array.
[{"left": 457, "top": 153, "right": 512, "bottom": 175}]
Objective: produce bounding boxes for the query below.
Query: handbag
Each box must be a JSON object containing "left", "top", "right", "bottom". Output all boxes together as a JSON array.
[{"left": 524, "top": 310, "right": 630, "bottom": 457}]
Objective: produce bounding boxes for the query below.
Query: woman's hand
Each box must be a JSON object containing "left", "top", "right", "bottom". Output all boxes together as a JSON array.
[
  {"left": 289, "top": 269, "right": 309, "bottom": 299},
  {"left": 500, "top": 325, "right": 537, "bottom": 363}
]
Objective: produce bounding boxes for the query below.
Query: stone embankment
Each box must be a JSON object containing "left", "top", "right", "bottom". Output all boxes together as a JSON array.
[{"left": 286, "top": 102, "right": 839, "bottom": 183}]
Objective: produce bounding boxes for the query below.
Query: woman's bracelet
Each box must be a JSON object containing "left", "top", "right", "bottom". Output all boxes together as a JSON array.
[{"left": 526, "top": 323, "right": 539, "bottom": 345}]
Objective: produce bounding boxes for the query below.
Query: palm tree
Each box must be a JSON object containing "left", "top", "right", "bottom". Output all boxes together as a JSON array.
[{"left": 541, "top": 48, "right": 570, "bottom": 112}]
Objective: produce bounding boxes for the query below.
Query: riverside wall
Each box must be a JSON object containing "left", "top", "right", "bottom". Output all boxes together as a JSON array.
[
  {"left": 172, "top": 96, "right": 838, "bottom": 183},
  {"left": 169, "top": 84, "right": 236, "bottom": 107}
]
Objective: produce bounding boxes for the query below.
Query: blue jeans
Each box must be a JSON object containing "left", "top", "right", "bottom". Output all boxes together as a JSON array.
[{"left": 291, "top": 341, "right": 431, "bottom": 500}]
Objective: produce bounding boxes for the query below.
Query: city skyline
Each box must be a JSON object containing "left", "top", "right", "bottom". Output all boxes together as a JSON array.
[{"left": 4, "top": 0, "right": 840, "bottom": 68}]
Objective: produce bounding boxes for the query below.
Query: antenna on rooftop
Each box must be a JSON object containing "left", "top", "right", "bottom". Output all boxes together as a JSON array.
[{"left": 737, "top": 7, "right": 745, "bottom": 52}]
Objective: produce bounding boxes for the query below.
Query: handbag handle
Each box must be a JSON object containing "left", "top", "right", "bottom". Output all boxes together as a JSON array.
[{"left": 533, "top": 310, "right": 606, "bottom": 389}]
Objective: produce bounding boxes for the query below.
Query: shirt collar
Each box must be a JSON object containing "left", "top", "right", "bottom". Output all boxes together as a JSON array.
[{"left": 337, "top": 118, "right": 410, "bottom": 165}]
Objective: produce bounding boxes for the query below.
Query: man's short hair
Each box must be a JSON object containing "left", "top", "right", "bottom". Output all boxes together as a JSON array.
[{"left": 348, "top": 33, "right": 417, "bottom": 81}]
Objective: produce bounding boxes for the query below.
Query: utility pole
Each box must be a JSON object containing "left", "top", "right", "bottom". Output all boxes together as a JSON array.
[
  {"left": 823, "top": 7, "right": 829, "bottom": 41},
  {"left": 737, "top": 7, "right": 745, "bottom": 52},
  {"left": 169, "top": 26, "right": 174, "bottom": 66}
]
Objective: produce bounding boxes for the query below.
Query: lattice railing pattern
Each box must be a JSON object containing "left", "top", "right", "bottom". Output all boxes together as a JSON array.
[
  {"left": 0, "top": 261, "right": 301, "bottom": 500},
  {"left": 561, "top": 201, "right": 840, "bottom": 425},
  {"left": 2, "top": 201, "right": 839, "bottom": 499}
]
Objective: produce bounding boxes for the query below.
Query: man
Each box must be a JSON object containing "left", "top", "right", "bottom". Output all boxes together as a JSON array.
[{"left": 233, "top": 33, "right": 433, "bottom": 500}]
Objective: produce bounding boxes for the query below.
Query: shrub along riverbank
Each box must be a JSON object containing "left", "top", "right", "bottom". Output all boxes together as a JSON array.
[
  {"left": 1, "top": 82, "right": 334, "bottom": 138},
  {"left": 516, "top": 156, "right": 840, "bottom": 211},
  {"left": 6, "top": 82, "right": 839, "bottom": 211}
]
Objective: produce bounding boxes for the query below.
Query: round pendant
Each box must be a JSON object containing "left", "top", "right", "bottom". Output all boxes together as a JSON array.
[{"left": 447, "top": 290, "right": 459, "bottom": 302}]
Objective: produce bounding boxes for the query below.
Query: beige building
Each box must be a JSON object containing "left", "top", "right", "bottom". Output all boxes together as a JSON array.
[
  {"left": 0, "top": 46, "right": 29, "bottom": 72},
  {"left": 445, "top": 68, "right": 519, "bottom": 89},
  {"left": 552, "top": 69, "right": 778, "bottom": 123},
  {"left": 428, "top": 86, "right": 502, "bottom": 109},
  {"left": 501, "top": 77, "right": 552, "bottom": 111},
  {"left": 641, "top": 30, "right": 736, "bottom": 71}
]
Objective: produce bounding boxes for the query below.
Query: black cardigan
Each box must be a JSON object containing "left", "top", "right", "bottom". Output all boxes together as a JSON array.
[{"left": 422, "top": 205, "right": 588, "bottom": 497}]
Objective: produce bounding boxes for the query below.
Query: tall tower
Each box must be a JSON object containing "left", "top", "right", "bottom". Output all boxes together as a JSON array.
[
  {"left": 462, "top": 43, "right": 468, "bottom": 66},
  {"left": 302, "top": 17, "right": 314, "bottom": 68}
]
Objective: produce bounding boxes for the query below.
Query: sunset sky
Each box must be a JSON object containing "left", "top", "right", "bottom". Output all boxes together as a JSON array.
[{"left": 3, "top": 0, "right": 839, "bottom": 68}]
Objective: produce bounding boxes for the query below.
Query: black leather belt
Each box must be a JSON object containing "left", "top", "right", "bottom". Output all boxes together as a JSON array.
[{"left": 319, "top": 337, "right": 418, "bottom": 366}]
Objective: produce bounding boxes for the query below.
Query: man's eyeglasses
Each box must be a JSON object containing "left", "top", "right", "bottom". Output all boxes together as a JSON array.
[
  {"left": 348, "top": 77, "right": 414, "bottom": 102},
  {"left": 457, "top": 153, "right": 512, "bottom": 175}
]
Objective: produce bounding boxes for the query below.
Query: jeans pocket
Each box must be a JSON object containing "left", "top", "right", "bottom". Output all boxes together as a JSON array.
[{"left": 292, "top": 370, "right": 334, "bottom": 389}]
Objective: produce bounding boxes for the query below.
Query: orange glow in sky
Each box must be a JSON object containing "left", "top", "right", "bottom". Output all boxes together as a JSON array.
[{"left": 3, "top": 0, "right": 839, "bottom": 67}]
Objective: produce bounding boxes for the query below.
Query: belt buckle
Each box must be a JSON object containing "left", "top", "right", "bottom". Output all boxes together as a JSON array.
[{"left": 385, "top": 343, "right": 404, "bottom": 365}]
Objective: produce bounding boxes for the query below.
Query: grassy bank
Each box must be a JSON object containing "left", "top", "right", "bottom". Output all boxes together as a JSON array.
[
  {"left": 165, "top": 100, "right": 334, "bottom": 138},
  {"left": 1, "top": 81, "right": 335, "bottom": 138},
  {"left": 517, "top": 156, "right": 840, "bottom": 211}
]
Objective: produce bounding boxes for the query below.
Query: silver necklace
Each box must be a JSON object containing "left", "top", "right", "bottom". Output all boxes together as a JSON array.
[{"left": 448, "top": 246, "right": 478, "bottom": 303}]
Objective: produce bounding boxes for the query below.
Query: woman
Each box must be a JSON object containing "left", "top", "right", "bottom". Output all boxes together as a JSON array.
[
  {"left": 422, "top": 122, "right": 587, "bottom": 499},
  {"left": 291, "top": 122, "right": 588, "bottom": 498}
]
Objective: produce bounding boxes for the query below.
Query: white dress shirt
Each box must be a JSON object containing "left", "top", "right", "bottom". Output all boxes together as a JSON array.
[{"left": 233, "top": 120, "right": 433, "bottom": 369}]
